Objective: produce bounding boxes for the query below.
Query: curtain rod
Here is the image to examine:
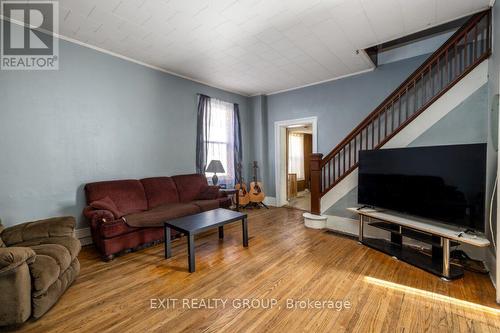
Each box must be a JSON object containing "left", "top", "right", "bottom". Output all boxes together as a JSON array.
[{"left": 196, "top": 93, "right": 239, "bottom": 107}]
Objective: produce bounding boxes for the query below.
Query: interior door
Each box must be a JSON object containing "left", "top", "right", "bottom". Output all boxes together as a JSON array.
[
  {"left": 303, "top": 133, "right": 313, "bottom": 190},
  {"left": 285, "top": 128, "right": 289, "bottom": 201}
]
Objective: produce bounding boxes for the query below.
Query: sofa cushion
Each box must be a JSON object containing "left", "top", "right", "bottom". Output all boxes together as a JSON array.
[
  {"left": 141, "top": 177, "right": 179, "bottom": 209},
  {"left": 85, "top": 180, "right": 148, "bottom": 215},
  {"left": 44, "top": 237, "right": 81, "bottom": 261},
  {"left": 124, "top": 203, "right": 201, "bottom": 227},
  {"left": 90, "top": 196, "right": 123, "bottom": 219},
  {"left": 17, "top": 237, "right": 81, "bottom": 262},
  {"left": 30, "top": 244, "right": 71, "bottom": 273},
  {"left": 25, "top": 236, "right": 80, "bottom": 296},
  {"left": 2, "top": 217, "right": 75, "bottom": 246},
  {"left": 172, "top": 174, "right": 209, "bottom": 202},
  {"left": 191, "top": 200, "right": 220, "bottom": 212}
]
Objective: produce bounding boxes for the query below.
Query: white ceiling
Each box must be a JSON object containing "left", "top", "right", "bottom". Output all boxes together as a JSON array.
[{"left": 57, "top": 0, "right": 491, "bottom": 96}]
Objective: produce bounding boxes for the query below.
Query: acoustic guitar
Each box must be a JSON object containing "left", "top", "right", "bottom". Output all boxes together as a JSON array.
[
  {"left": 234, "top": 163, "right": 250, "bottom": 206},
  {"left": 249, "top": 161, "right": 266, "bottom": 204}
]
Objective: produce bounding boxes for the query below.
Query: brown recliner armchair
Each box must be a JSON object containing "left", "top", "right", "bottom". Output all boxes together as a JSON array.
[{"left": 0, "top": 216, "right": 81, "bottom": 327}]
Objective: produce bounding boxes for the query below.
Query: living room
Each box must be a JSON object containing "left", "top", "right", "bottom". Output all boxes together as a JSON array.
[{"left": 0, "top": 0, "right": 499, "bottom": 332}]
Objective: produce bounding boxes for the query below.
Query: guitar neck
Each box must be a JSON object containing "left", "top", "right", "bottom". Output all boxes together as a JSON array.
[{"left": 253, "top": 162, "right": 258, "bottom": 182}]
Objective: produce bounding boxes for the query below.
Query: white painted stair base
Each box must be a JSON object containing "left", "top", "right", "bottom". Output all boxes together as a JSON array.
[
  {"left": 320, "top": 60, "right": 489, "bottom": 219},
  {"left": 303, "top": 213, "right": 327, "bottom": 229},
  {"left": 325, "top": 215, "right": 390, "bottom": 239}
]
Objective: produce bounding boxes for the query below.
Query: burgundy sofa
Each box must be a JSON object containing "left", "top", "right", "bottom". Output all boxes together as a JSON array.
[{"left": 83, "top": 174, "right": 231, "bottom": 261}]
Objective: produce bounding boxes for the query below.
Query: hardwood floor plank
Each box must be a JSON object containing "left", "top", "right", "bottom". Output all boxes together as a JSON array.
[{"left": 8, "top": 207, "right": 499, "bottom": 333}]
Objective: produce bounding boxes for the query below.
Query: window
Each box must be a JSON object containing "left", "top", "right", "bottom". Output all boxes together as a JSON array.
[
  {"left": 204, "top": 98, "right": 235, "bottom": 187},
  {"left": 288, "top": 133, "right": 305, "bottom": 180}
]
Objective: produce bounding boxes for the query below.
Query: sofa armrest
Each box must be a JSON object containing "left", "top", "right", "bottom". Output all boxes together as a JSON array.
[
  {"left": 197, "top": 186, "right": 223, "bottom": 200},
  {"left": 216, "top": 188, "right": 228, "bottom": 198},
  {"left": 0, "top": 247, "right": 35, "bottom": 274},
  {"left": 83, "top": 206, "right": 115, "bottom": 223},
  {"left": 2, "top": 216, "right": 76, "bottom": 247},
  {"left": 0, "top": 247, "right": 34, "bottom": 325}
]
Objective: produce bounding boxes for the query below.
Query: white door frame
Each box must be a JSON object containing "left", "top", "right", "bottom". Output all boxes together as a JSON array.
[
  {"left": 274, "top": 116, "right": 318, "bottom": 207},
  {"left": 496, "top": 75, "right": 500, "bottom": 304}
]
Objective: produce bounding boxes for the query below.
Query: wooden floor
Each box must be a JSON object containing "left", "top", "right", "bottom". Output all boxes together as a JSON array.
[{"left": 12, "top": 207, "right": 500, "bottom": 333}]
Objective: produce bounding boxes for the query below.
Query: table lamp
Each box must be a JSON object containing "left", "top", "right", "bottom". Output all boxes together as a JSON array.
[{"left": 206, "top": 160, "right": 225, "bottom": 185}]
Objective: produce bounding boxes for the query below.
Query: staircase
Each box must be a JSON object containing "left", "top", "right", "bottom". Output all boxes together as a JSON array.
[{"left": 310, "top": 9, "right": 491, "bottom": 215}]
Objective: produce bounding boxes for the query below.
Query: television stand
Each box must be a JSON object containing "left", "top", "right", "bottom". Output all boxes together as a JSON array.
[{"left": 348, "top": 208, "right": 490, "bottom": 280}]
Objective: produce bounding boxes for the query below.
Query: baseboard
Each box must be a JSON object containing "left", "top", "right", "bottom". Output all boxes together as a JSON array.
[
  {"left": 75, "top": 227, "right": 93, "bottom": 246},
  {"left": 485, "top": 248, "right": 499, "bottom": 304},
  {"left": 324, "top": 215, "right": 390, "bottom": 240},
  {"left": 263, "top": 196, "right": 277, "bottom": 206},
  {"left": 325, "top": 215, "right": 359, "bottom": 236},
  {"left": 485, "top": 247, "right": 497, "bottom": 289}
]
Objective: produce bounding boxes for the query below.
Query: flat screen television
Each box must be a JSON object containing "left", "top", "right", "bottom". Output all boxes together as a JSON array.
[{"left": 358, "top": 144, "right": 487, "bottom": 232}]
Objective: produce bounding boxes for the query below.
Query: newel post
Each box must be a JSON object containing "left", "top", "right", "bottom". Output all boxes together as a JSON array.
[{"left": 310, "top": 153, "right": 323, "bottom": 215}]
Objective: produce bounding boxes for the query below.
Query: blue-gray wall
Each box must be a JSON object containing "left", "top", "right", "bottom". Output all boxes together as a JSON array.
[
  {"left": 247, "top": 95, "right": 268, "bottom": 183},
  {"left": 0, "top": 38, "right": 250, "bottom": 228},
  {"left": 252, "top": 54, "right": 429, "bottom": 197}
]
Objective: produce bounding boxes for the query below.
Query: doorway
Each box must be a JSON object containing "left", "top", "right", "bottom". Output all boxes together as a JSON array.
[
  {"left": 274, "top": 117, "right": 318, "bottom": 209},
  {"left": 286, "top": 125, "right": 313, "bottom": 211}
]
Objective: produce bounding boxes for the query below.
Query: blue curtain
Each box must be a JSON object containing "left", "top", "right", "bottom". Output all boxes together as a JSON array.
[
  {"left": 233, "top": 103, "right": 243, "bottom": 183},
  {"left": 196, "top": 94, "right": 210, "bottom": 174}
]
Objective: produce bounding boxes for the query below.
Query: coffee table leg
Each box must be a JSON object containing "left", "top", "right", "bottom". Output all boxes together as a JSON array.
[
  {"left": 165, "top": 226, "right": 171, "bottom": 259},
  {"left": 188, "top": 234, "right": 195, "bottom": 272},
  {"left": 218, "top": 226, "right": 224, "bottom": 239},
  {"left": 242, "top": 217, "right": 248, "bottom": 247}
]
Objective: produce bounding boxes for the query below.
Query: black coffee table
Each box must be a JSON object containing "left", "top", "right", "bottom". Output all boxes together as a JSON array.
[{"left": 164, "top": 208, "right": 248, "bottom": 272}]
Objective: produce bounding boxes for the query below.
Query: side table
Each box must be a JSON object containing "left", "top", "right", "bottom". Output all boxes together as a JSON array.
[{"left": 219, "top": 188, "right": 240, "bottom": 211}]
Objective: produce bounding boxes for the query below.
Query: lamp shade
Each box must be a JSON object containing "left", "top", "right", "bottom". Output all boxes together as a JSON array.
[{"left": 206, "top": 160, "right": 225, "bottom": 173}]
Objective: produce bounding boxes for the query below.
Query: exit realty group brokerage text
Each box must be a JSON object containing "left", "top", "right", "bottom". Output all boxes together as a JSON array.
[{"left": 150, "top": 298, "right": 352, "bottom": 311}]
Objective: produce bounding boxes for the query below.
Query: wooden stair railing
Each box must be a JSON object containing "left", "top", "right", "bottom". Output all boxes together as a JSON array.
[{"left": 310, "top": 9, "right": 491, "bottom": 215}]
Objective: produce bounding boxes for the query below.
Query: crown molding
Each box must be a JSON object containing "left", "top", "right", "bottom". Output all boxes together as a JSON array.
[{"left": 265, "top": 68, "right": 375, "bottom": 96}]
